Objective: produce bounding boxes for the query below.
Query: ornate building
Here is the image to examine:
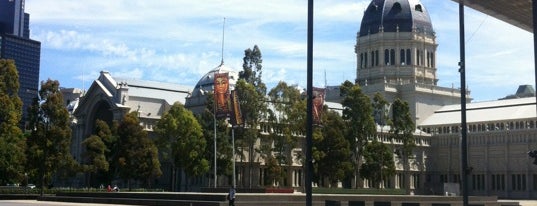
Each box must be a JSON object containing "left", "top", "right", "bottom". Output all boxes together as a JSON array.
[
  {"left": 355, "top": 0, "right": 537, "bottom": 199},
  {"left": 71, "top": 71, "right": 191, "bottom": 188},
  {"left": 65, "top": 0, "right": 537, "bottom": 199},
  {"left": 355, "top": 0, "right": 465, "bottom": 126}
]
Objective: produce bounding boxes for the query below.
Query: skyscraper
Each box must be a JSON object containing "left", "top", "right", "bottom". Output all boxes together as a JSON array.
[{"left": 0, "top": 0, "right": 41, "bottom": 125}]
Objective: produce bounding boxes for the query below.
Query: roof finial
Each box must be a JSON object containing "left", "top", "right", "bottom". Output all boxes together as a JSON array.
[{"left": 220, "top": 17, "right": 226, "bottom": 65}]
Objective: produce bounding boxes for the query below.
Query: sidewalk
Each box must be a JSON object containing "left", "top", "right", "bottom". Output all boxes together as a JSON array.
[{"left": 500, "top": 200, "right": 537, "bottom": 206}]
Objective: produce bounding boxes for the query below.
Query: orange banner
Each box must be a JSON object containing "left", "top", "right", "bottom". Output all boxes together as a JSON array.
[
  {"left": 312, "top": 87, "right": 325, "bottom": 124},
  {"left": 230, "top": 90, "right": 243, "bottom": 126},
  {"left": 214, "top": 73, "right": 230, "bottom": 118}
]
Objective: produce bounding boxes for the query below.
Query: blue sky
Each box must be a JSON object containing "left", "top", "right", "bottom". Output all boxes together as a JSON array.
[{"left": 25, "top": 0, "right": 534, "bottom": 102}]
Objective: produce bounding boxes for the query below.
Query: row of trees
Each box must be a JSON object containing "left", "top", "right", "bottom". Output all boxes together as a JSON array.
[
  {"left": 0, "top": 59, "right": 77, "bottom": 194},
  {"left": 0, "top": 43, "right": 415, "bottom": 192}
]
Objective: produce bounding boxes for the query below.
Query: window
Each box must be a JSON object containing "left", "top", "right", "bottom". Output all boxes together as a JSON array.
[
  {"left": 375, "top": 50, "right": 379, "bottom": 66},
  {"left": 415, "top": 4, "right": 423, "bottom": 12},
  {"left": 406, "top": 49, "right": 411, "bottom": 65},
  {"left": 472, "top": 174, "right": 485, "bottom": 191},
  {"left": 400, "top": 49, "right": 405, "bottom": 65},
  {"left": 371, "top": 51, "right": 375, "bottom": 67},
  {"left": 511, "top": 174, "right": 526, "bottom": 191},
  {"left": 440, "top": 174, "right": 448, "bottom": 183},
  {"left": 390, "top": 49, "right": 395, "bottom": 66},
  {"left": 533, "top": 174, "right": 537, "bottom": 190},
  {"left": 364, "top": 52, "right": 367, "bottom": 68},
  {"left": 384, "top": 49, "right": 390, "bottom": 65},
  {"left": 360, "top": 53, "right": 364, "bottom": 68},
  {"left": 431, "top": 52, "right": 435, "bottom": 67}
]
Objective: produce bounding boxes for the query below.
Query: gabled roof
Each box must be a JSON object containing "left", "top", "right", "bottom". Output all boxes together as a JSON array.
[
  {"left": 115, "top": 78, "right": 191, "bottom": 105},
  {"left": 420, "top": 97, "right": 537, "bottom": 126}
]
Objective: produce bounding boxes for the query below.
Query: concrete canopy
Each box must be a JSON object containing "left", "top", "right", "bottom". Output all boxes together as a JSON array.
[{"left": 451, "top": 0, "right": 532, "bottom": 32}]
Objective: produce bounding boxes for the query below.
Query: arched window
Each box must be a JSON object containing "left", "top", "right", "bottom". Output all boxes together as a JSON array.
[
  {"left": 360, "top": 53, "right": 364, "bottom": 69},
  {"left": 390, "top": 49, "right": 395, "bottom": 66},
  {"left": 400, "top": 49, "right": 405, "bottom": 65},
  {"left": 406, "top": 49, "right": 411, "bottom": 65},
  {"left": 416, "top": 50, "right": 421, "bottom": 66},
  {"left": 375, "top": 50, "right": 379, "bottom": 66},
  {"left": 385, "top": 49, "right": 390, "bottom": 65},
  {"left": 371, "top": 51, "right": 375, "bottom": 67},
  {"left": 364, "top": 52, "right": 368, "bottom": 68},
  {"left": 431, "top": 52, "right": 435, "bottom": 67}
]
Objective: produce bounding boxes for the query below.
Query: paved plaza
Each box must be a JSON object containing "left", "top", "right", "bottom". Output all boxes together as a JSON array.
[{"left": 0, "top": 200, "right": 134, "bottom": 206}]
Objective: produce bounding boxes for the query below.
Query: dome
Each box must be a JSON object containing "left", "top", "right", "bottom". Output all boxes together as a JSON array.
[
  {"left": 359, "top": 0, "right": 434, "bottom": 37},
  {"left": 189, "top": 63, "right": 239, "bottom": 98}
]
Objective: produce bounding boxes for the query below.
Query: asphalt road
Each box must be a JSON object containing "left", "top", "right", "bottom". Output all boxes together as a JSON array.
[{"left": 0, "top": 200, "right": 135, "bottom": 206}]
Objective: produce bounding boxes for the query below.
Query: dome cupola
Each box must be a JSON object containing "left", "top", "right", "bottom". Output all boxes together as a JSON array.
[{"left": 359, "top": 0, "right": 434, "bottom": 37}]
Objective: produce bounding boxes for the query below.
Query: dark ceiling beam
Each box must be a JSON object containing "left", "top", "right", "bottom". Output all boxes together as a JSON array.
[{"left": 451, "top": 0, "right": 532, "bottom": 32}]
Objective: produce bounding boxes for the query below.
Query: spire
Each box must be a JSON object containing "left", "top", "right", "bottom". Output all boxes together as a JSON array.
[{"left": 220, "top": 17, "right": 226, "bottom": 65}]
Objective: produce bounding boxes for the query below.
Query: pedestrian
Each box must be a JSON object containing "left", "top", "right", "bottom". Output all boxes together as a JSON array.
[
  {"left": 227, "top": 186, "right": 236, "bottom": 206},
  {"left": 107, "top": 185, "right": 111, "bottom": 192},
  {"left": 113, "top": 185, "right": 120, "bottom": 192}
]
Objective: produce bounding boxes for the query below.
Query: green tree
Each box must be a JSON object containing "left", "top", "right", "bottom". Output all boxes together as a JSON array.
[
  {"left": 81, "top": 133, "right": 108, "bottom": 187},
  {"left": 267, "top": 81, "right": 303, "bottom": 187},
  {"left": 315, "top": 110, "right": 353, "bottom": 187},
  {"left": 197, "top": 92, "right": 232, "bottom": 188},
  {"left": 359, "top": 140, "right": 395, "bottom": 188},
  {"left": 26, "top": 79, "right": 75, "bottom": 195},
  {"left": 340, "top": 80, "right": 376, "bottom": 188},
  {"left": 372, "top": 92, "right": 390, "bottom": 128},
  {"left": 236, "top": 45, "right": 268, "bottom": 188},
  {"left": 156, "top": 102, "right": 209, "bottom": 191},
  {"left": 117, "top": 112, "right": 161, "bottom": 190},
  {"left": 83, "top": 119, "right": 119, "bottom": 186},
  {"left": 389, "top": 98, "right": 415, "bottom": 193},
  {"left": 235, "top": 79, "right": 266, "bottom": 188},
  {"left": 240, "top": 45, "right": 266, "bottom": 95},
  {"left": 0, "top": 59, "right": 26, "bottom": 186}
]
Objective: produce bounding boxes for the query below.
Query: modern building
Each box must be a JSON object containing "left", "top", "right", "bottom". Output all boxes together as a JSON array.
[{"left": 0, "top": 0, "right": 41, "bottom": 125}]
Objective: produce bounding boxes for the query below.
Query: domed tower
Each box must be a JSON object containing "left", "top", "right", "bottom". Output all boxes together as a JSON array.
[
  {"left": 356, "top": 0, "right": 465, "bottom": 125},
  {"left": 357, "top": 0, "right": 436, "bottom": 86},
  {"left": 185, "top": 63, "right": 239, "bottom": 115}
]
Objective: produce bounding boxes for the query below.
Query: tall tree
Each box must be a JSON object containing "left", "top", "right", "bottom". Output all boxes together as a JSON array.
[
  {"left": 340, "top": 80, "right": 376, "bottom": 188},
  {"left": 197, "top": 92, "right": 232, "bottom": 188},
  {"left": 156, "top": 102, "right": 209, "bottom": 191},
  {"left": 26, "top": 79, "right": 75, "bottom": 195},
  {"left": 240, "top": 45, "right": 266, "bottom": 96},
  {"left": 389, "top": 98, "right": 415, "bottom": 193},
  {"left": 267, "top": 81, "right": 303, "bottom": 187},
  {"left": 359, "top": 140, "right": 395, "bottom": 188},
  {"left": 234, "top": 79, "right": 266, "bottom": 188},
  {"left": 117, "top": 112, "right": 161, "bottom": 190},
  {"left": 315, "top": 110, "right": 354, "bottom": 187},
  {"left": 372, "top": 92, "right": 390, "bottom": 128},
  {"left": 81, "top": 134, "right": 108, "bottom": 186},
  {"left": 0, "top": 59, "right": 25, "bottom": 186},
  {"left": 81, "top": 119, "right": 115, "bottom": 187},
  {"left": 236, "top": 45, "right": 267, "bottom": 188}
]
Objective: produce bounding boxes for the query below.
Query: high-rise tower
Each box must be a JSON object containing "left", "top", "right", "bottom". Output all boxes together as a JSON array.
[
  {"left": 355, "top": 0, "right": 466, "bottom": 125},
  {"left": 0, "top": 0, "right": 41, "bottom": 125}
]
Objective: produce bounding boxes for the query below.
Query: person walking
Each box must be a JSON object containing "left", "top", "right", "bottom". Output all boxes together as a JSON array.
[{"left": 227, "top": 186, "right": 236, "bottom": 206}]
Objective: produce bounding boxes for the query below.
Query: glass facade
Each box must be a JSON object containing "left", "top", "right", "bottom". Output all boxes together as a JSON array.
[{"left": 0, "top": 0, "right": 41, "bottom": 124}]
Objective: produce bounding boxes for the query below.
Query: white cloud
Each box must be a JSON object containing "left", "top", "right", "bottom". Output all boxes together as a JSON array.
[{"left": 28, "top": 0, "right": 535, "bottom": 101}]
